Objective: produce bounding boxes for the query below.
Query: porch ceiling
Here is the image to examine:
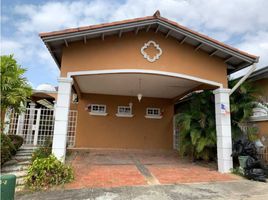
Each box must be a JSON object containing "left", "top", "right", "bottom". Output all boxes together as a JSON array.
[{"left": 74, "top": 73, "right": 201, "bottom": 99}]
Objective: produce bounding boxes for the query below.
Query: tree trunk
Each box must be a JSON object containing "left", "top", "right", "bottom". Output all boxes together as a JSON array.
[{"left": 1, "top": 108, "right": 6, "bottom": 133}]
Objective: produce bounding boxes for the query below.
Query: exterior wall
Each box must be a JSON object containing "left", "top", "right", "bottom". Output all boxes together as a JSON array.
[
  {"left": 61, "top": 31, "right": 228, "bottom": 87},
  {"left": 256, "top": 121, "right": 268, "bottom": 138},
  {"left": 75, "top": 93, "right": 174, "bottom": 149},
  {"left": 253, "top": 78, "right": 268, "bottom": 137},
  {"left": 253, "top": 78, "right": 268, "bottom": 101}
]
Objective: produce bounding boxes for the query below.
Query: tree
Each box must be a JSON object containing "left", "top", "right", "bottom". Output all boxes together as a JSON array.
[{"left": 1, "top": 55, "right": 32, "bottom": 127}]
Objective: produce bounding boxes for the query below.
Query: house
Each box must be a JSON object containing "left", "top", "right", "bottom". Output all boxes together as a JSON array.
[
  {"left": 248, "top": 66, "right": 268, "bottom": 144},
  {"left": 39, "top": 11, "right": 258, "bottom": 173}
]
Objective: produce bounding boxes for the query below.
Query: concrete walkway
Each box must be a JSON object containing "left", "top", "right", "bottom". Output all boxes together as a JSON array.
[{"left": 16, "top": 180, "right": 268, "bottom": 200}]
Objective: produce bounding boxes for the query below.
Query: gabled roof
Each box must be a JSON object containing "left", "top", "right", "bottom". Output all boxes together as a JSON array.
[
  {"left": 248, "top": 66, "right": 268, "bottom": 81},
  {"left": 40, "top": 11, "right": 258, "bottom": 74}
]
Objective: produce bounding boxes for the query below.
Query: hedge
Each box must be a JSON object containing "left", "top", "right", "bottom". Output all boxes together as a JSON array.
[
  {"left": 0, "top": 133, "right": 16, "bottom": 165},
  {"left": 0, "top": 134, "right": 24, "bottom": 165},
  {"left": 8, "top": 134, "right": 24, "bottom": 150}
]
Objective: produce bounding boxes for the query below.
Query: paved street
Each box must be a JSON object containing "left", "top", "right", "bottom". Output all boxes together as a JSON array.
[{"left": 16, "top": 180, "right": 268, "bottom": 200}]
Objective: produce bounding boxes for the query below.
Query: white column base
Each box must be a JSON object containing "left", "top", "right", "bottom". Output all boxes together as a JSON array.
[{"left": 213, "top": 88, "right": 233, "bottom": 173}]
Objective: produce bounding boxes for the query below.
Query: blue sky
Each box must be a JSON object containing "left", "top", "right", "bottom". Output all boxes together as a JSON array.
[{"left": 2, "top": 0, "right": 268, "bottom": 88}]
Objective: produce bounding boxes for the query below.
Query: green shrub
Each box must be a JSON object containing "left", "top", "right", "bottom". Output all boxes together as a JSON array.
[
  {"left": 32, "top": 147, "right": 51, "bottom": 162},
  {"left": 31, "top": 138, "right": 52, "bottom": 162},
  {"left": 25, "top": 155, "right": 74, "bottom": 190},
  {"left": 0, "top": 133, "right": 16, "bottom": 165},
  {"left": 1, "top": 145, "right": 12, "bottom": 165},
  {"left": 8, "top": 134, "right": 24, "bottom": 150}
]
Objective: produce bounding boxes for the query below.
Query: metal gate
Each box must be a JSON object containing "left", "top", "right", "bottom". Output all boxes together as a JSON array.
[{"left": 5, "top": 108, "right": 77, "bottom": 147}]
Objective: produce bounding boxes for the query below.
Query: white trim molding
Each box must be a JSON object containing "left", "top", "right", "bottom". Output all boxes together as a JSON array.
[
  {"left": 145, "top": 115, "right": 163, "bottom": 119},
  {"left": 89, "top": 112, "right": 108, "bottom": 116},
  {"left": 250, "top": 116, "right": 268, "bottom": 122},
  {"left": 116, "top": 114, "right": 134, "bottom": 118},
  {"left": 141, "top": 40, "right": 162, "bottom": 62},
  {"left": 67, "top": 69, "right": 223, "bottom": 88}
]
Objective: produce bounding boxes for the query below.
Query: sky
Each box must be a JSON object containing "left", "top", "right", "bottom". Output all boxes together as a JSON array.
[{"left": 1, "top": 0, "right": 268, "bottom": 88}]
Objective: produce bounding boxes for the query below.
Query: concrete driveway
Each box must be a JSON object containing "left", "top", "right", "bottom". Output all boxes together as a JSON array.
[{"left": 16, "top": 180, "right": 268, "bottom": 200}]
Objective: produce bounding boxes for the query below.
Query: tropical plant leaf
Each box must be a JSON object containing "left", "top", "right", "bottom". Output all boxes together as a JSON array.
[{"left": 190, "top": 129, "right": 201, "bottom": 145}]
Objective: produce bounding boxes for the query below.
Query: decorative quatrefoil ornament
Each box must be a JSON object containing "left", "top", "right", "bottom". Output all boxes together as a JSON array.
[{"left": 141, "top": 40, "right": 162, "bottom": 62}]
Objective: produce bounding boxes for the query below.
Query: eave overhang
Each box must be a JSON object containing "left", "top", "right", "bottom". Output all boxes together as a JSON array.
[
  {"left": 248, "top": 66, "right": 268, "bottom": 81},
  {"left": 39, "top": 11, "right": 259, "bottom": 74}
]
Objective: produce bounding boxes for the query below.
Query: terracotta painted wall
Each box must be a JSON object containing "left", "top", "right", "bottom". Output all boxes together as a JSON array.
[
  {"left": 75, "top": 93, "right": 174, "bottom": 149},
  {"left": 59, "top": 30, "right": 230, "bottom": 149},
  {"left": 253, "top": 79, "right": 268, "bottom": 99},
  {"left": 256, "top": 121, "right": 268, "bottom": 138},
  {"left": 253, "top": 78, "right": 268, "bottom": 137},
  {"left": 61, "top": 30, "right": 228, "bottom": 87}
]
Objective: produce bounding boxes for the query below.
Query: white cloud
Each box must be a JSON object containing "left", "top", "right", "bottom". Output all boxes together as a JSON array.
[
  {"left": 231, "top": 31, "right": 268, "bottom": 78},
  {"left": 2, "top": 0, "right": 268, "bottom": 85},
  {"left": 1, "top": 39, "right": 23, "bottom": 56},
  {"left": 13, "top": 0, "right": 120, "bottom": 33},
  {"left": 237, "top": 31, "right": 268, "bottom": 66}
]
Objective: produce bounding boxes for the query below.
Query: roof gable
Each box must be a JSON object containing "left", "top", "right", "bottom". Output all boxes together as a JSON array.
[{"left": 40, "top": 11, "right": 258, "bottom": 74}]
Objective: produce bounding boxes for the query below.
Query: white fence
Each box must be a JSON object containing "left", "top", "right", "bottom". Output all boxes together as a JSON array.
[{"left": 5, "top": 108, "right": 77, "bottom": 148}]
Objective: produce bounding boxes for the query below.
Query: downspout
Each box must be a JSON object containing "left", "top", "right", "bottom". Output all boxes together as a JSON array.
[{"left": 229, "top": 63, "right": 257, "bottom": 95}]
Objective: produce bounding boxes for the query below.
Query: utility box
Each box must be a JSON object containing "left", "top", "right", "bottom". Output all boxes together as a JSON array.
[{"left": 0, "top": 174, "right": 16, "bottom": 200}]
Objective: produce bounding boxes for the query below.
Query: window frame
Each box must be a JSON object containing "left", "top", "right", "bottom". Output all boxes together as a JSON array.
[
  {"left": 145, "top": 107, "right": 162, "bottom": 119},
  {"left": 89, "top": 104, "right": 107, "bottom": 116},
  {"left": 116, "top": 105, "right": 133, "bottom": 117}
]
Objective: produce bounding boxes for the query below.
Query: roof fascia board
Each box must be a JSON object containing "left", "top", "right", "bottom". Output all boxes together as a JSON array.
[
  {"left": 248, "top": 67, "right": 268, "bottom": 80},
  {"left": 41, "top": 18, "right": 258, "bottom": 66},
  {"left": 157, "top": 20, "right": 258, "bottom": 64},
  {"left": 42, "top": 19, "right": 158, "bottom": 42},
  {"left": 44, "top": 42, "right": 61, "bottom": 67}
]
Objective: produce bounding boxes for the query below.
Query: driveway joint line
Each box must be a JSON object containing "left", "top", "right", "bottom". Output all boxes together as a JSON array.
[{"left": 130, "top": 154, "right": 160, "bottom": 185}]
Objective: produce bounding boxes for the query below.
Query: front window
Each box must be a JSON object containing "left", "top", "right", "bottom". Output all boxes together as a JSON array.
[
  {"left": 146, "top": 108, "right": 160, "bottom": 116},
  {"left": 118, "top": 106, "right": 132, "bottom": 115},
  {"left": 116, "top": 106, "right": 133, "bottom": 117},
  {"left": 91, "top": 104, "right": 106, "bottom": 114}
]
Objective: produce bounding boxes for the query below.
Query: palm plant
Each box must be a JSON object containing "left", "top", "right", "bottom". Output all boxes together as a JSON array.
[
  {"left": 1, "top": 55, "right": 32, "bottom": 128},
  {"left": 176, "top": 91, "right": 217, "bottom": 161},
  {"left": 176, "top": 80, "right": 264, "bottom": 161},
  {"left": 229, "top": 80, "right": 260, "bottom": 141}
]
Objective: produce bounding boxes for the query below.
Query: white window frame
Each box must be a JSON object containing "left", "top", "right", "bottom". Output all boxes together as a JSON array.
[
  {"left": 89, "top": 104, "right": 107, "bottom": 116},
  {"left": 145, "top": 107, "right": 162, "bottom": 119},
  {"left": 116, "top": 106, "right": 133, "bottom": 117}
]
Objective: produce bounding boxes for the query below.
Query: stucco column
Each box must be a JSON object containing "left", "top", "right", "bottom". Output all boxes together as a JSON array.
[
  {"left": 213, "top": 88, "right": 233, "bottom": 173},
  {"left": 52, "top": 77, "right": 73, "bottom": 162}
]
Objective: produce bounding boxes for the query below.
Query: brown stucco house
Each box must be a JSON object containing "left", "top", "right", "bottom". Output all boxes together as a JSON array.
[{"left": 39, "top": 11, "right": 259, "bottom": 173}]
